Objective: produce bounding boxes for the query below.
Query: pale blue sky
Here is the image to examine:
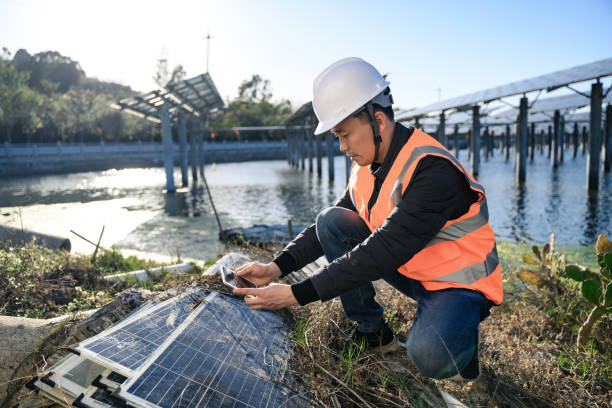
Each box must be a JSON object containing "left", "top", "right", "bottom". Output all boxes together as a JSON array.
[{"left": 1, "top": 0, "right": 611, "bottom": 111}]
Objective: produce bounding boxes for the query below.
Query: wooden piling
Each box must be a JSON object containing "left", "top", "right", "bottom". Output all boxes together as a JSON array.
[
  {"left": 587, "top": 81, "right": 603, "bottom": 190},
  {"left": 160, "top": 105, "right": 175, "bottom": 192}
]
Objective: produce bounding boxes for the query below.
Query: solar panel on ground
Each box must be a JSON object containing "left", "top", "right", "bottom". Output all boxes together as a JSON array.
[
  {"left": 118, "top": 292, "right": 310, "bottom": 408},
  {"left": 77, "top": 290, "right": 208, "bottom": 376}
]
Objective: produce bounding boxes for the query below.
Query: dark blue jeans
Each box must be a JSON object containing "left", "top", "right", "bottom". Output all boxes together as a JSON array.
[{"left": 316, "top": 206, "right": 491, "bottom": 379}]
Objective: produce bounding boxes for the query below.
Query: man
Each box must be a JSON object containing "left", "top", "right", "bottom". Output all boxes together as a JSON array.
[{"left": 233, "top": 57, "right": 503, "bottom": 381}]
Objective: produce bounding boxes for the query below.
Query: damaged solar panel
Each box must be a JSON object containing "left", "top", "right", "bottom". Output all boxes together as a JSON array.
[{"left": 117, "top": 292, "right": 310, "bottom": 407}]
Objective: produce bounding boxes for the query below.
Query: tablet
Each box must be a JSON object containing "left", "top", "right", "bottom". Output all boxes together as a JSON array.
[{"left": 220, "top": 265, "right": 258, "bottom": 289}]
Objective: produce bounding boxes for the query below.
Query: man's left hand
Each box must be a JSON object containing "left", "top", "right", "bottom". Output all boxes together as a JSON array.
[{"left": 233, "top": 284, "right": 297, "bottom": 310}]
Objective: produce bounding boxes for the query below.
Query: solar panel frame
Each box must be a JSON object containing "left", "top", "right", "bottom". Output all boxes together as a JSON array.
[{"left": 117, "top": 292, "right": 310, "bottom": 408}]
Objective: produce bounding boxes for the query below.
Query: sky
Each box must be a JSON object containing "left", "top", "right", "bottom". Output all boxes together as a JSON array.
[{"left": 1, "top": 0, "right": 611, "bottom": 112}]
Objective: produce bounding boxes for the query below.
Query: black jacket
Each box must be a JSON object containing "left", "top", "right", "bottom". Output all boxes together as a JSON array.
[{"left": 273, "top": 123, "right": 478, "bottom": 305}]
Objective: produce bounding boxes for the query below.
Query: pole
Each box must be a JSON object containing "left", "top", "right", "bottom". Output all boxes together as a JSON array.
[
  {"left": 572, "top": 122, "right": 579, "bottom": 159},
  {"left": 316, "top": 132, "right": 322, "bottom": 177},
  {"left": 470, "top": 105, "right": 480, "bottom": 176},
  {"left": 453, "top": 124, "right": 459, "bottom": 158},
  {"left": 516, "top": 96, "right": 528, "bottom": 183},
  {"left": 603, "top": 104, "right": 611, "bottom": 172},
  {"left": 587, "top": 81, "right": 602, "bottom": 190},
  {"left": 505, "top": 124, "right": 511, "bottom": 161},
  {"left": 161, "top": 105, "right": 175, "bottom": 192},
  {"left": 178, "top": 114, "right": 188, "bottom": 187},
  {"left": 552, "top": 110, "right": 560, "bottom": 168},
  {"left": 327, "top": 131, "right": 334, "bottom": 180},
  {"left": 559, "top": 116, "right": 565, "bottom": 163},
  {"left": 190, "top": 118, "right": 198, "bottom": 181},
  {"left": 306, "top": 121, "right": 313, "bottom": 173},
  {"left": 438, "top": 111, "right": 446, "bottom": 147},
  {"left": 529, "top": 122, "right": 535, "bottom": 162}
]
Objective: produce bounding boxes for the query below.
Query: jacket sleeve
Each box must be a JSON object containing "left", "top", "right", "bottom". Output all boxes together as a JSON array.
[
  {"left": 293, "top": 156, "right": 478, "bottom": 304},
  {"left": 272, "top": 186, "right": 356, "bottom": 276}
]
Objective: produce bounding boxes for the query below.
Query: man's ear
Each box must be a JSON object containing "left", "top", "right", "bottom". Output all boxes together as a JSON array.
[{"left": 374, "top": 111, "right": 387, "bottom": 134}]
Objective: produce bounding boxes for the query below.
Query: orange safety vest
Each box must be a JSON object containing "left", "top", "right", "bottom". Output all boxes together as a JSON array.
[{"left": 348, "top": 128, "right": 503, "bottom": 304}]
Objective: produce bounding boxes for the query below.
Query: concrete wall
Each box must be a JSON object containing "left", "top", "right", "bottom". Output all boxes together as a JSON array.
[{"left": 0, "top": 140, "right": 294, "bottom": 177}]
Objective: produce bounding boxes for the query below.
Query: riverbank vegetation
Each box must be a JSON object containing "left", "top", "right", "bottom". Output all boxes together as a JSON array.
[
  {"left": 0, "top": 47, "right": 294, "bottom": 144},
  {"left": 2, "top": 237, "right": 610, "bottom": 406}
]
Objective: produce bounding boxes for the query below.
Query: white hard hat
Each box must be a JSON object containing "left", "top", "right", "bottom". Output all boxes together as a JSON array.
[{"left": 312, "top": 57, "right": 391, "bottom": 135}]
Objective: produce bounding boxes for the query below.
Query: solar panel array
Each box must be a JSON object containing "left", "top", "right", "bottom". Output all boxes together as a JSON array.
[
  {"left": 77, "top": 291, "right": 207, "bottom": 376},
  {"left": 118, "top": 293, "right": 310, "bottom": 408}
]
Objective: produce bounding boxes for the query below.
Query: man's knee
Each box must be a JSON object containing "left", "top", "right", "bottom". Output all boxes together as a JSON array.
[
  {"left": 315, "top": 207, "right": 357, "bottom": 240},
  {"left": 406, "top": 335, "right": 474, "bottom": 379}
]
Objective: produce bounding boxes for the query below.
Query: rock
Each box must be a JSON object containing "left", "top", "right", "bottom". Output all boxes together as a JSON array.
[{"left": 0, "top": 317, "right": 54, "bottom": 406}]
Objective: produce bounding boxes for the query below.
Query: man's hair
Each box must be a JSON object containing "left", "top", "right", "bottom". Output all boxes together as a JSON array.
[{"left": 351, "top": 87, "right": 394, "bottom": 122}]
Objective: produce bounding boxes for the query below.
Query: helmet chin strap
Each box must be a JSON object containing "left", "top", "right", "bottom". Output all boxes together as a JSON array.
[{"left": 366, "top": 101, "right": 382, "bottom": 163}]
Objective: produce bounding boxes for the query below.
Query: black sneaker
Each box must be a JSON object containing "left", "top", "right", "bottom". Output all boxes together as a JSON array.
[{"left": 343, "top": 322, "right": 399, "bottom": 354}]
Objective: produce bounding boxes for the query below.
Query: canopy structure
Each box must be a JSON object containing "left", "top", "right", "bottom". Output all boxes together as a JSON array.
[
  {"left": 492, "top": 92, "right": 612, "bottom": 118},
  {"left": 111, "top": 73, "right": 224, "bottom": 123},
  {"left": 398, "top": 57, "right": 612, "bottom": 120}
]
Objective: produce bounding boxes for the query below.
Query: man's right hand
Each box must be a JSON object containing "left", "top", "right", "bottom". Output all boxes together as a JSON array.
[{"left": 234, "top": 261, "right": 282, "bottom": 287}]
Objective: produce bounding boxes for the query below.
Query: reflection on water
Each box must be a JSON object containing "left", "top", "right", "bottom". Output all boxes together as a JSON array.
[{"left": 1, "top": 148, "right": 611, "bottom": 258}]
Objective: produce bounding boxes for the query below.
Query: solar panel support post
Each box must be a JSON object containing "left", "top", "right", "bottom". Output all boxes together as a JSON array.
[
  {"left": 415, "top": 117, "right": 420, "bottom": 130},
  {"left": 483, "top": 126, "right": 490, "bottom": 161},
  {"left": 295, "top": 131, "right": 300, "bottom": 167},
  {"left": 197, "top": 123, "right": 204, "bottom": 176},
  {"left": 438, "top": 111, "right": 446, "bottom": 147},
  {"left": 327, "top": 131, "right": 335, "bottom": 180},
  {"left": 540, "top": 129, "right": 545, "bottom": 154},
  {"left": 582, "top": 126, "right": 587, "bottom": 155},
  {"left": 552, "top": 110, "right": 560, "bottom": 169},
  {"left": 505, "top": 124, "right": 511, "bottom": 161},
  {"left": 547, "top": 125, "right": 553, "bottom": 159},
  {"left": 470, "top": 106, "right": 481, "bottom": 176},
  {"left": 516, "top": 97, "right": 528, "bottom": 183},
  {"left": 453, "top": 124, "right": 459, "bottom": 158},
  {"left": 572, "top": 122, "right": 579, "bottom": 159},
  {"left": 559, "top": 117, "right": 565, "bottom": 163},
  {"left": 300, "top": 127, "right": 305, "bottom": 170},
  {"left": 160, "top": 105, "right": 176, "bottom": 193},
  {"left": 286, "top": 128, "right": 291, "bottom": 165},
  {"left": 587, "top": 81, "right": 603, "bottom": 190},
  {"left": 178, "top": 114, "right": 188, "bottom": 187},
  {"left": 189, "top": 118, "right": 198, "bottom": 182},
  {"left": 529, "top": 122, "right": 535, "bottom": 162},
  {"left": 604, "top": 104, "right": 612, "bottom": 172},
  {"left": 306, "top": 120, "right": 313, "bottom": 173},
  {"left": 316, "top": 133, "right": 322, "bottom": 177}
]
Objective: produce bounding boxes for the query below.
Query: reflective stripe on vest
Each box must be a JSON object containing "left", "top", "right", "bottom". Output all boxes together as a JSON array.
[{"left": 348, "top": 127, "right": 503, "bottom": 304}]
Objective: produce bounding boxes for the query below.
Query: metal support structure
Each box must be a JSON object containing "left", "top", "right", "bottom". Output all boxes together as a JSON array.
[
  {"left": 190, "top": 118, "right": 198, "bottom": 181},
  {"left": 559, "top": 117, "right": 565, "bottom": 163},
  {"left": 552, "top": 110, "right": 560, "bottom": 168},
  {"left": 326, "top": 131, "right": 334, "bottom": 180},
  {"left": 197, "top": 124, "right": 204, "bottom": 176},
  {"left": 582, "top": 126, "right": 587, "bottom": 155},
  {"left": 286, "top": 128, "right": 291, "bottom": 165},
  {"left": 305, "top": 121, "right": 313, "bottom": 172},
  {"left": 483, "top": 126, "right": 490, "bottom": 161},
  {"left": 160, "top": 105, "right": 175, "bottom": 192},
  {"left": 539, "top": 129, "right": 544, "bottom": 154},
  {"left": 547, "top": 125, "right": 553, "bottom": 159},
  {"left": 438, "top": 111, "right": 446, "bottom": 147},
  {"left": 572, "top": 122, "right": 579, "bottom": 159},
  {"left": 315, "top": 133, "right": 322, "bottom": 177},
  {"left": 470, "top": 105, "right": 480, "bottom": 176},
  {"left": 453, "top": 124, "right": 459, "bottom": 157},
  {"left": 178, "top": 115, "right": 188, "bottom": 187},
  {"left": 516, "top": 97, "right": 528, "bottom": 183},
  {"left": 529, "top": 122, "right": 535, "bottom": 162},
  {"left": 587, "top": 81, "right": 603, "bottom": 190},
  {"left": 505, "top": 124, "right": 511, "bottom": 161},
  {"left": 299, "top": 128, "right": 305, "bottom": 170},
  {"left": 603, "top": 104, "right": 611, "bottom": 172}
]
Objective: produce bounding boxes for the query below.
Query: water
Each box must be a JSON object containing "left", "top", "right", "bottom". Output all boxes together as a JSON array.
[{"left": 0, "top": 148, "right": 610, "bottom": 260}]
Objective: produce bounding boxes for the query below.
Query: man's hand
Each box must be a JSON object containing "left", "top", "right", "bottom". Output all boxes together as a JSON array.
[
  {"left": 233, "top": 284, "right": 297, "bottom": 310},
  {"left": 234, "top": 261, "right": 282, "bottom": 287}
]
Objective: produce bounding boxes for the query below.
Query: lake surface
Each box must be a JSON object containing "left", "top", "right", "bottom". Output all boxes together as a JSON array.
[{"left": 1, "top": 148, "right": 610, "bottom": 260}]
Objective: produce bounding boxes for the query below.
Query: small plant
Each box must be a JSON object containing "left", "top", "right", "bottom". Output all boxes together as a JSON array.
[
  {"left": 565, "top": 234, "right": 612, "bottom": 348},
  {"left": 517, "top": 233, "right": 565, "bottom": 296},
  {"left": 290, "top": 319, "right": 309, "bottom": 351}
]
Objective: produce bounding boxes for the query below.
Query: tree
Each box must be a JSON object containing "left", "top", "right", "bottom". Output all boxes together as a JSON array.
[{"left": 153, "top": 57, "right": 186, "bottom": 87}]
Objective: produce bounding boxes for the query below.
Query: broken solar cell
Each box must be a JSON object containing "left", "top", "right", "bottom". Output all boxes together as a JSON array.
[
  {"left": 118, "top": 292, "right": 310, "bottom": 408},
  {"left": 77, "top": 290, "right": 208, "bottom": 376}
]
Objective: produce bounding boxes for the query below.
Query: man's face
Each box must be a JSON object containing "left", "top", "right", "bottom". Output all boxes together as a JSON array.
[{"left": 331, "top": 116, "right": 374, "bottom": 166}]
